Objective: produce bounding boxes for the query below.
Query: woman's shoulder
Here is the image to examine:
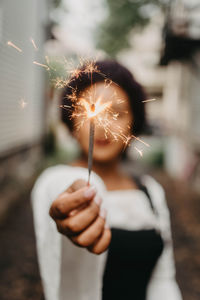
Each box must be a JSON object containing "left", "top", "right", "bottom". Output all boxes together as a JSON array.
[
  {"left": 32, "top": 165, "right": 73, "bottom": 190},
  {"left": 142, "top": 175, "right": 165, "bottom": 195},
  {"left": 36, "top": 164, "right": 74, "bottom": 181},
  {"left": 141, "top": 175, "right": 168, "bottom": 213}
]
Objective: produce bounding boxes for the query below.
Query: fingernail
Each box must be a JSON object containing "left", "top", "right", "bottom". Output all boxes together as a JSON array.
[
  {"left": 84, "top": 186, "right": 96, "bottom": 199},
  {"left": 94, "top": 195, "right": 102, "bottom": 206},
  {"left": 100, "top": 208, "right": 107, "bottom": 219}
]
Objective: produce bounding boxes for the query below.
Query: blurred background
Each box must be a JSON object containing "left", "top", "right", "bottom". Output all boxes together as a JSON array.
[{"left": 0, "top": 0, "right": 200, "bottom": 299}]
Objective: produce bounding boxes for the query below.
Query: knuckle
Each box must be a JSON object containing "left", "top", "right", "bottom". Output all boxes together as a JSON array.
[
  {"left": 71, "top": 179, "right": 87, "bottom": 191},
  {"left": 56, "top": 223, "right": 64, "bottom": 234},
  {"left": 73, "top": 197, "right": 82, "bottom": 207},
  {"left": 105, "top": 228, "right": 112, "bottom": 243},
  {"left": 49, "top": 201, "right": 61, "bottom": 219},
  {"left": 89, "top": 202, "right": 100, "bottom": 216},
  {"left": 56, "top": 203, "right": 64, "bottom": 215},
  {"left": 75, "top": 179, "right": 87, "bottom": 186},
  {"left": 95, "top": 218, "right": 105, "bottom": 235},
  {"left": 89, "top": 229, "right": 111, "bottom": 255},
  {"left": 77, "top": 236, "right": 90, "bottom": 247},
  {"left": 49, "top": 205, "right": 54, "bottom": 218},
  {"left": 92, "top": 245, "right": 106, "bottom": 255},
  {"left": 66, "top": 219, "right": 80, "bottom": 232},
  {"left": 104, "top": 231, "right": 112, "bottom": 249},
  {"left": 91, "top": 247, "right": 103, "bottom": 255}
]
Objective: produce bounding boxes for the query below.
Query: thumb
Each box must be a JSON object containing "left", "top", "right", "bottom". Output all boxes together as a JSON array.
[{"left": 67, "top": 179, "right": 88, "bottom": 193}]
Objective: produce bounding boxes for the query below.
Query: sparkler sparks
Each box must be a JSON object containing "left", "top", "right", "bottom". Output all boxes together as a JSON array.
[
  {"left": 132, "top": 135, "right": 150, "bottom": 147},
  {"left": 53, "top": 78, "right": 70, "bottom": 89},
  {"left": 142, "top": 98, "right": 156, "bottom": 103},
  {"left": 5, "top": 42, "right": 152, "bottom": 177},
  {"left": 19, "top": 98, "right": 28, "bottom": 109},
  {"left": 59, "top": 60, "right": 151, "bottom": 177},
  {"left": 33, "top": 61, "right": 50, "bottom": 70},
  {"left": 7, "top": 41, "right": 22, "bottom": 52},
  {"left": 5, "top": 38, "right": 153, "bottom": 178},
  {"left": 32, "top": 56, "right": 152, "bottom": 177},
  {"left": 134, "top": 146, "right": 143, "bottom": 157},
  {"left": 30, "top": 38, "right": 38, "bottom": 51}
]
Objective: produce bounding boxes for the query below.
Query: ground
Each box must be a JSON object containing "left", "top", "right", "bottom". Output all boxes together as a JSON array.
[{"left": 0, "top": 170, "right": 199, "bottom": 300}]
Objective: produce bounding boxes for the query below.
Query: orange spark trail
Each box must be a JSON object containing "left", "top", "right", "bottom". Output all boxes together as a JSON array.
[
  {"left": 30, "top": 38, "right": 38, "bottom": 51},
  {"left": 132, "top": 135, "right": 150, "bottom": 147},
  {"left": 134, "top": 146, "right": 143, "bottom": 157},
  {"left": 7, "top": 41, "right": 22, "bottom": 52},
  {"left": 33, "top": 61, "right": 49, "bottom": 70},
  {"left": 142, "top": 98, "right": 156, "bottom": 103}
]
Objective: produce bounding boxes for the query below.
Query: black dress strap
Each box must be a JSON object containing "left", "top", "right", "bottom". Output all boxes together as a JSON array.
[{"left": 132, "top": 175, "right": 158, "bottom": 216}]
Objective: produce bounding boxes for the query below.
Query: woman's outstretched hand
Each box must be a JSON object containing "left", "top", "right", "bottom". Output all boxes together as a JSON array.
[{"left": 49, "top": 179, "right": 111, "bottom": 255}]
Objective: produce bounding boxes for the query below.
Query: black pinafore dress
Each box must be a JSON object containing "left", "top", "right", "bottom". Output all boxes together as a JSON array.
[{"left": 102, "top": 177, "right": 164, "bottom": 300}]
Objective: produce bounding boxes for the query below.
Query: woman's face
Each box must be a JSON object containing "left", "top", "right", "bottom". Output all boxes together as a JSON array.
[{"left": 73, "top": 82, "right": 133, "bottom": 163}]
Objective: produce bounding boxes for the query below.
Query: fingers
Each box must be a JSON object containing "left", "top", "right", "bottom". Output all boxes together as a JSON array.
[
  {"left": 49, "top": 185, "right": 96, "bottom": 219},
  {"left": 70, "top": 212, "right": 107, "bottom": 247},
  {"left": 49, "top": 178, "right": 112, "bottom": 255},
  {"left": 56, "top": 196, "right": 102, "bottom": 234},
  {"left": 87, "top": 227, "right": 112, "bottom": 255}
]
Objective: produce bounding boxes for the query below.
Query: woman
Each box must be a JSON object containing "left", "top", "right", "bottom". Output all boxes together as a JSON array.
[{"left": 32, "top": 60, "right": 182, "bottom": 300}]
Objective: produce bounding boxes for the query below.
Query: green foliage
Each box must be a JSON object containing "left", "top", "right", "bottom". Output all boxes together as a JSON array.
[
  {"left": 96, "top": 0, "right": 167, "bottom": 57},
  {"left": 51, "top": 0, "right": 62, "bottom": 8}
]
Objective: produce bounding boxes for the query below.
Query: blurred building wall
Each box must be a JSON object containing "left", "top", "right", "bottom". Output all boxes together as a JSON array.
[
  {"left": 161, "top": 0, "right": 200, "bottom": 186},
  {"left": 0, "top": 0, "right": 48, "bottom": 155},
  {"left": 0, "top": 0, "right": 49, "bottom": 222}
]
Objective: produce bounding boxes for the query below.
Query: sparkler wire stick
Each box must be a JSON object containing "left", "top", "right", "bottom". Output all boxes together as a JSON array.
[{"left": 87, "top": 104, "right": 95, "bottom": 184}]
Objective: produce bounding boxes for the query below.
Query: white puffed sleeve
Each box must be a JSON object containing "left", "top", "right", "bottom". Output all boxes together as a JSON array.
[
  {"left": 143, "top": 176, "right": 182, "bottom": 300},
  {"left": 31, "top": 166, "right": 62, "bottom": 300}
]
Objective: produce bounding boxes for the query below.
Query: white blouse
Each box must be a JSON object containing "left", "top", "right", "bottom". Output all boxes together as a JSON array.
[{"left": 31, "top": 165, "right": 182, "bottom": 300}]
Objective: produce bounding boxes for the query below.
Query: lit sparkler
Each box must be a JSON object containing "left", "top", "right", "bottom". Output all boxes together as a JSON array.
[
  {"left": 6, "top": 43, "right": 151, "bottom": 178},
  {"left": 7, "top": 41, "right": 22, "bottom": 52},
  {"left": 65, "top": 60, "right": 152, "bottom": 178},
  {"left": 5, "top": 36, "right": 152, "bottom": 167},
  {"left": 75, "top": 94, "right": 112, "bottom": 183},
  {"left": 59, "top": 60, "right": 151, "bottom": 181}
]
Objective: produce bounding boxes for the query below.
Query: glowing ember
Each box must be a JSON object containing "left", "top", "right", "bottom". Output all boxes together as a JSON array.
[
  {"left": 7, "top": 41, "right": 22, "bottom": 52},
  {"left": 80, "top": 97, "right": 112, "bottom": 120},
  {"left": 91, "top": 104, "right": 95, "bottom": 112}
]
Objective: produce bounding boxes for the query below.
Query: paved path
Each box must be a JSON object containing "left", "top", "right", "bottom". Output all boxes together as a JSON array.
[
  {"left": 0, "top": 171, "right": 200, "bottom": 300},
  {"left": 0, "top": 196, "right": 44, "bottom": 300},
  {"left": 152, "top": 171, "right": 200, "bottom": 300}
]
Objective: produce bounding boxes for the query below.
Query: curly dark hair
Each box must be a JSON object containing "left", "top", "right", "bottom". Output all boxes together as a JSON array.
[{"left": 61, "top": 60, "right": 146, "bottom": 136}]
